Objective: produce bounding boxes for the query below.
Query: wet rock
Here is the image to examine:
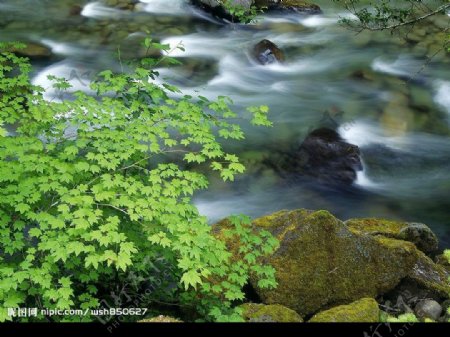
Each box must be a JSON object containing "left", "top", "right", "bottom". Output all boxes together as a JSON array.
[
  {"left": 295, "top": 128, "right": 362, "bottom": 185},
  {"left": 190, "top": 0, "right": 252, "bottom": 22},
  {"left": 345, "top": 218, "right": 439, "bottom": 254},
  {"left": 254, "top": 0, "right": 321, "bottom": 14},
  {"left": 9, "top": 42, "right": 53, "bottom": 60},
  {"left": 239, "top": 303, "right": 303, "bottom": 322},
  {"left": 214, "top": 209, "right": 450, "bottom": 317},
  {"left": 252, "top": 39, "right": 285, "bottom": 65},
  {"left": 69, "top": 5, "right": 83, "bottom": 16},
  {"left": 414, "top": 300, "right": 442, "bottom": 321},
  {"left": 380, "top": 93, "right": 415, "bottom": 136},
  {"left": 309, "top": 298, "right": 380, "bottom": 322},
  {"left": 191, "top": 0, "right": 321, "bottom": 22}
]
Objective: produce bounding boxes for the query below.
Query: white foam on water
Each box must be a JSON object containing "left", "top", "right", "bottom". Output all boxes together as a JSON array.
[
  {"left": 32, "top": 61, "right": 95, "bottom": 101},
  {"left": 434, "top": 80, "right": 450, "bottom": 114},
  {"left": 161, "top": 34, "right": 242, "bottom": 59},
  {"left": 354, "top": 170, "right": 380, "bottom": 189},
  {"left": 261, "top": 12, "right": 356, "bottom": 27},
  {"left": 81, "top": 1, "right": 123, "bottom": 18},
  {"left": 140, "top": 0, "right": 187, "bottom": 15},
  {"left": 39, "top": 39, "right": 93, "bottom": 57},
  {"left": 371, "top": 56, "right": 422, "bottom": 78},
  {"left": 300, "top": 15, "right": 338, "bottom": 27},
  {"left": 338, "top": 121, "right": 412, "bottom": 151}
]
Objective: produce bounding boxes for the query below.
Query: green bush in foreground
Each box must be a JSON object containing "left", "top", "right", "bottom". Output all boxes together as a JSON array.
[{"left": 0, "top": 41, "right": 278, "bottom": 322}]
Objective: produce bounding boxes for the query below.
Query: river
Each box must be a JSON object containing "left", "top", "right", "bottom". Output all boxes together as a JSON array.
[{"left": 1, "top": 0, "right": 449, "bottom": 247}]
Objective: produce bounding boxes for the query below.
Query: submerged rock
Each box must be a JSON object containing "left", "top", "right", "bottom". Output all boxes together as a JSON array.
[
  {"left": 9, "top": 42, "right": 53, "bottom": 60},
  {"left": 309, "top": 298, "right": 380, "bottom": 322},
  {"left": 252, "top": 39, "right": 285, "bottom": 65},
  {"left": 103, "top": 0, "right": 139, "bottom": 11},
  {"left": 345, "top": 218, "right": 439, "bottom": 254},
  {"left": 239, "top": 303, "right": 303, "bottom": 322},
  {"left": 214, "top": 209, "right": 450, "bottom": 317}
]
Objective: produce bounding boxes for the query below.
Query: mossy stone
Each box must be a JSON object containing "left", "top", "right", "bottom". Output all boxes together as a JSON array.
[
  {"left": 309, "top": 298, "right": 380, "bottom": 322},
  {"left": 240, "top": 303, "right": 303, "bottom": 322},
  {"left": 345, "top": 218, "right": 439, "bottom": 254},
  {"left": 139, "top": 315, "right": 182, "bottom": 323},
  {"left": 214, "top": 210, "right": 449, "bottom": 317}
]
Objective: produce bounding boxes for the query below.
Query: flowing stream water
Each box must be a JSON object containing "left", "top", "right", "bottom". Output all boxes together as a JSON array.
[{"left": 1, "top": 0, "right": 450, "bottom": 246}]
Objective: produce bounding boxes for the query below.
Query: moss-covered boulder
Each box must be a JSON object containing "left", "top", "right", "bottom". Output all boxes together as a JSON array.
[
  {"left": 345, "top": 218, "right": 438, "bottom": 254},
  {"left": 240, "top": 303, "right": 303, "bottom": 322},
  {"left": 139, "top": 315, "right": 182, "bottom": 323},
  {"left": 215, "top": 209, "right": 449, "bottom": 317},
  {"left": 309, "top": 298, "right": 380, "bottom": 322}
]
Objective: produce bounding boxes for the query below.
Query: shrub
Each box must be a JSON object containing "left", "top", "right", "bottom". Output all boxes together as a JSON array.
[{"left": 0, "top": 40, "right": 277, "bottom": 322}]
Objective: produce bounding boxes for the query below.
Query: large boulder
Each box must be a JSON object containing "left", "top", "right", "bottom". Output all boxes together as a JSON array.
[
  {"left": 252, "top": 39, "right": 285, "bottom": 65},
  {"left": 309, "top": 298, "right": 380, "bottom": 322},
  {"left": 239, "top": 303, "right": 303, "bottom": 322},
  {"left": 214, "top": 209, "right": 450, "bottom": 317},
  {"left": 345, "top": 218, "right": 439, "bottom": 254}
]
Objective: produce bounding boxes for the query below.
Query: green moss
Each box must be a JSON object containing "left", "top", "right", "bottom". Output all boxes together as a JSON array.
[
  {"left": 385, "top": 313, "right": 419, "bottom": 323},
  {"left": 407, "top": 251, "right": 450, "bottom": 298},
  {"left": 214, "top": 209, "right": 448, "bottom": 318},
  {"left": 254, "top": 0, "right": 320, "bottom": 11},
  {"left": 139, "top": 315, "right": 182, "bottom": 323},
  {"left": 346, "top": 218, "right": 438, "bottom": 254},
  {"left": 248, "top": 210, "right": 418, "bottom": 317},
  {"left": 346, "top": 218, "right": 406, "bottom": 235},
  {"left": 240, "top": 303, "right": 303, "bottom": 322},
  {"left": 309, "top": 298, "right": 380, "bottom": 322}
]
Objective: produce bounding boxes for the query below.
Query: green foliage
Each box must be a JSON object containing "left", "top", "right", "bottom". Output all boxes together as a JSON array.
[
  {"left": 385, "top": 312, "right": 420, "bottom": 322},
  {"left": 0, "top": 40, "right": 275, "bottom": 322},
  {"left": 194, "top": 214, "right": 279, "bottom": 322},
  {"left": 220, "top": 0, "right": 265, "bottom": 23},
  {"left": 334, "top": 0, "right": 450, "bottom": 35},
  {"left": 443, "top": 249, "right": 450, "bottom": 264}
]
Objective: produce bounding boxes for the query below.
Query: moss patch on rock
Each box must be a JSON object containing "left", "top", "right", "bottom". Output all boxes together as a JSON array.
[
  {"left": 345, "top": 218, "right": 438, "bottom": 254},
  {"left": 139, "top": 315, "right": 182, "bottom": 323},
  {"left": 407, "top": 251, "right": 450, "bottom": 298},
  {"left": 309, "top": 298, "right": 380, "bottom": 322},
  {"left": 240, "top": 303, "right": 303, "bottom": 322}
]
